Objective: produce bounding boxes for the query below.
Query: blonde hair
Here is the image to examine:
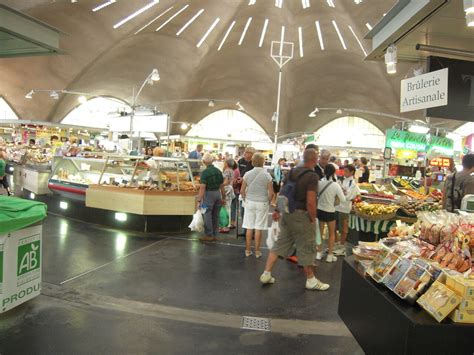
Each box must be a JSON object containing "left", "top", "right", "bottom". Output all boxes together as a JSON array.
[
  {"left": 153, "top": 147, "right": 165, "bottom": 157},
  {"left": 251, "top": 152, "right": 265, "bottom": 167},
  {"left": 202, "top": 153, "right": 214, "bottom": 165}
]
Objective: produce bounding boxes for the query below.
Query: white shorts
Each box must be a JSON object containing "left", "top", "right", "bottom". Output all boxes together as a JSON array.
[{"left": 242, "top": 200, "right": 269, "bottom": 230}]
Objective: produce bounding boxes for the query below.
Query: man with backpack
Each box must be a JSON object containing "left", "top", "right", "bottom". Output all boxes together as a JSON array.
[{"left": 260, "top": 148, "right": 330, "bottom": 291}]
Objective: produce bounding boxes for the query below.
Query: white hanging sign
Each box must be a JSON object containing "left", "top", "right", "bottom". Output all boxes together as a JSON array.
[{"left": 400, "top": 68, "right": 448, "bottom": 113}]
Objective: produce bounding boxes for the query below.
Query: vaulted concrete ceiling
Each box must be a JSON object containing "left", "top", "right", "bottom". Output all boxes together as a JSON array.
[{"left": 0, "top": 0, "right": 441, "bottom": 136}]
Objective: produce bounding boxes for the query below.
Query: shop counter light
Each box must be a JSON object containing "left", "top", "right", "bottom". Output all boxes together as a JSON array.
[
  {"left": 30, "top": 193, "right": 36, "bottom": 200},
  {"left": 115, "top": 212, "right": 127, "bottom": 222},
  {"left": 408, "top": 124, "right": 430, "bottom": 134},
  {"left": 59, "top": 201, "right": 68, "bottom": 210}
]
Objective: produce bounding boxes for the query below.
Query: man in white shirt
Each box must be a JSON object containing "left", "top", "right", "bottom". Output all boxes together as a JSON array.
[{"left": 334, "top": 164, "right": 359, "bottom": 256}]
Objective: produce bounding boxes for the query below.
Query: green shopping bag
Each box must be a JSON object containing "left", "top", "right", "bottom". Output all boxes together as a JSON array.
[{"left": 218, "top": 207, "right": 229, "bottom": 228}]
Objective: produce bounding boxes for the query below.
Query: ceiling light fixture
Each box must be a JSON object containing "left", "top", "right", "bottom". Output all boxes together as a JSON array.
[
  {"left": 25, "top": 90, "right": 34, "bottom": 99},
  {"left": 217, "top": 20, "right": 236, "bottom": 51},
  {"left": 298, "top": 26, "right": 304, "bottom": 58},
  {"left": 156, "top": 4, "right": 189, "bottom": 32},
  {"left": 354, "top": 0, "right": 363, "bottom": 4},
  {"left": 197, "top": 18, "right": 221, "bottom": 48},
  {"left": 78, "top": 95, "right": 88, "bottom": 104},
  {"left": 248, "top": 0, "right": 256, "bottom": 5},
  {"left": 272, "top": 112, "right": 278, "bottom": 122},
  {"left": 180, "top": 123, "right": 188, "bottom": 130},
  {"left": 464, "top": 0, "right": 474, "bottom": 27},
  {"left": 332, "top": 20, "right": 347, "bottom": 50},
  {"left": 365, "top": 23, "right": 373, "bottom": 31},
  {"left": 385, "top": 44, "right": 397, "bottom": 74},
  {"left": 92, "top": 0, "right": 115, "bottom": 12},
  {"left": 327, "top": 0, "right": 335, "bottom": 8},
  {"left": 151, "top": 68, "right": 160, "bottom": 81},
  {"left": 315, "top": 21, "right": 325, "bottom": 50},
  {"left": 302, "top": 0, "right": 311, "bottom": 9},
  {"left": 236, "top": 102, "right": 245, "bottom": 111},
  {"left": 50, "top": 91, "right": 59, "bottom": 100},
  {"left": 113, "top": 0, "right": 160, "bottom": 29},
  {"left": 336, "top": 108, "right": 343, "bottom": 114},
  {"left": 348, "top": 25, "right": 367, "bottom": 56},
  {"left": 239, "top": 17, "right": 253, "bottom": 46},
  {"left": 208, "top": 100, "right": 215, "bottom": 107},
  {"left": 308, "top": 107, "right": 319, "bottom": 117},
  {"left": 134, "top": 6, "right": 173, "bottom": 35},
  {"left": 176, "top": 9, "right": 204, "bottom": 36},
  {"left": 259, "top": 19, "right": 269, "bottom": 48}
]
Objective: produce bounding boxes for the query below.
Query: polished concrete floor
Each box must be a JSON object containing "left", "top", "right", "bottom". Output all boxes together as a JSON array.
[{"left": 0, "top": 215, "right": 363, "bottom": 354}]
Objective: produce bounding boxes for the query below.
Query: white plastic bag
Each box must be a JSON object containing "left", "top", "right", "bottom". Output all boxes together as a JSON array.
[
  {"left": 189, "top": 210, "right": 204, "bottom": 232},
  {"left": 267, "top": 221, "right": 280, "bottom": 250}
]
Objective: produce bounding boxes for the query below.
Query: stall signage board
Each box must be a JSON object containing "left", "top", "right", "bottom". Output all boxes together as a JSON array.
[
  {"left": 0, "top": 225, "right": 42, "bottom": 313},
  {"left": 400, "top": 68, "right": 448, "bottom": 113},
  {"left": 430, "top": 157, "right": 452, "bottom": 168},
  {"left": 385, "top": 129, "right": 454, "bottom": 156}
]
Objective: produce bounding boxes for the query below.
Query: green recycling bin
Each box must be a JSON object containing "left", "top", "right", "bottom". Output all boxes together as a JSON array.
[{"left": 0, "top": 197, "right": 47, "bottom": 313}]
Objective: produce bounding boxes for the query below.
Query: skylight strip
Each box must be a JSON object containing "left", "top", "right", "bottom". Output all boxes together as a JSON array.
[
  {"left": 217, "top": 20, "right": 236, "bottom": 51},
  {"left": 275, "top": 0, "right": 283, "bottom": 8},
  {"left": 113, "top": 0, "right": 160, "bottom": 29},
  {"left": 315, "top": 21, "right": 324, "bottom": 50},
  {"left": 327, "top": 0, "right": 335, "bottom": 8},
  {"left": 197, "top": 17, "right": 220, "bottom": 48},
  {"left": 239, "top": 17, "right": 253, "bottom": 45},
  {"left": 258, "top": 19, "right": 269, "bottom": 47},
  {"left": 298, "top": 26, "right": 304, "bottom": 57},
  {"left": 135, "top": 6, "right": 173, "bottom": 34},
  {"left": 248, "top": 0, "right": 256, "bottom": 4},
  {"left": 365, "top": 23, "right": 372, "bottom": 30},
  {"left": 332, "top": 20, "right": 347, "bottom": 50},
  {"left": 279, "top": 26, "right": 285, "bottom": 56},
  {"left": 348, "top": 25, "right": 367, "bottom": 56},
  {"left": 93, "top": 0, "right": 115, "bottom": 12},
  {"left": 302, "top": 0, "right": 310, "bottom": 9},
  {"left": 176, "top": 9, "right": 204, "bottom": 36},
  {"left": 156, "top": 4, "right": 189, "bottom": 32}
]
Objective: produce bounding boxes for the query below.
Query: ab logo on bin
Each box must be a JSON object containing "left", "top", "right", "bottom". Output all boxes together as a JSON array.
[{"left": 17, "top": 235, "right": 41, "bottom": 287}]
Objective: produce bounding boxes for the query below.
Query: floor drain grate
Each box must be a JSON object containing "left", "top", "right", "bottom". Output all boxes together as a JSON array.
[{"left": 241, "top": 316, "right": 271, "bottom": 332}]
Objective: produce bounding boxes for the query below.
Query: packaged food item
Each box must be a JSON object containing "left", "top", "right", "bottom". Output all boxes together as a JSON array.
[
  {"left": 445, "top": 274, "right": 474, "bottom": 300},
  {"left": 458, "top": 299, "right": 474, "bottom": 311},
  {"left": 384, "top": 258, "right": 412, "bottom": 290},
  {"left": 371, "top": 252, "right": 400, "bottom": 283},
  {"left": 417, "top": 281, "right": 463, "bottom": 322},
  {"left": 449, "top": 309, "right": 474, "bottom": 323},
  {"left": 393, "top": 259, "right": 432, "bottom": 303}
]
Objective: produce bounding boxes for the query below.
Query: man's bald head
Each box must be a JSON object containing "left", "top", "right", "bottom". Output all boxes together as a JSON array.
[{"left": 303, "top": 149, "right": 318, "bottom": 168}]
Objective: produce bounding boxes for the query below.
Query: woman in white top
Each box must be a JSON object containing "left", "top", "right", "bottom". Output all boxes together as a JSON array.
[
  {"left": 241, "top": 153, "right": 274, "bottom": 258},
  {"left": 317, "top": 164, "right": 346, "bottom": 263},
  {"left": 334, "top": 164, "right": 359, "bottom": 257}
]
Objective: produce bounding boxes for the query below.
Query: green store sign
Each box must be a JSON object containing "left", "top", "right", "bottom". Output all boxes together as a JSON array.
[{"left": 385, "top": 129, "right": 454, "bottom": 156}]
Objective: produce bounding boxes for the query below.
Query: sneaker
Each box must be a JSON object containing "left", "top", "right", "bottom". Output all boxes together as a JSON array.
[
  {"left": 260, "top": 273, "right": 275, "bottom": 284},
  {"left": 245, "top": 250, "right": 253, "bottom": 257},
  {"left": 326, "top": 254, "right": 337, "bottom": 263},
  {"left": 306, "top": 278, "right": 330, "bottom": 291},
  {"left": 255, "top": 251, "right": 262, "bottom": 259},
  {"left": 315, "top": 252, "right": 323, "bottom": 261},
  {"left": 333, "top": 248, "right": 346, "bottom": 257}
]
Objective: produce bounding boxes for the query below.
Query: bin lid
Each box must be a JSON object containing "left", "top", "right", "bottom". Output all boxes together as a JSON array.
[{"left": 0, "top": 196, "right": 47, "bottom": 234}]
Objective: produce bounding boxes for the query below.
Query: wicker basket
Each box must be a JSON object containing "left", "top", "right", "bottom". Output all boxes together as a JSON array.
[{"left": 354, "top": 210, "right": 398, "bottom": 222}]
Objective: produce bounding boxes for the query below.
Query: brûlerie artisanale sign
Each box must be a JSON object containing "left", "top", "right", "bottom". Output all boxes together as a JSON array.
[
  {"left": 400, "top": 68, "right": 448, "bottom": 113},
  {"left": 385, "top": 129, "right": 454, "bottom": 156}
]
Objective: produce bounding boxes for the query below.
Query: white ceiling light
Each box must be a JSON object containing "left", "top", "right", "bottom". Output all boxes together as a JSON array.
[
  {"left": 156, "top": 4, "right": 189, "bottom": 32},
  {"left": 218, "top": 20, "right": 236, "bottom": 51},
  {"left": 50, "top": 91, "right": 59, "bottom": 100},
  {"left": 275, "top": 0, "right": 283, "bottom": 8},
  {"left": 327, "top": 0, "right": 335, "bottom": 8},
  {"left": 336, "top": 108, "right": 343, "bottom": 114},
  {"left": 197, "top": 18, "right": 221, "bottom": 48},
  {"left": 464, "top": 0, "right": 474, "bottom": 26},
  {"left": 248, "top": 0, "right": 256, "bottom": 4},
  {"left": 259, "top": 19, "right": 269, "bottom": 48},
  {"left": 78, "top": 95, "right": 88, "bottom": 104},
  {"left": 332, "top": 20, "right": 347, "bottom": 50},
  {"left": 236, "top": 102, "right": 245, "bottom": 111},
  {"left": 302, "top": 0, "right": 311, "bottom": 9},
  {"left": 134, "top": 6, "right": 173, "bottom": 35},
  {"left": 354, "top": 0, "right": 363, "bottom": 4},
  {"left": 239, "top": 17, "right": 253, "bottom": 46},
  {"left": 365, "top": 23, "right": 373, "bottom": 31},
  {"left": 92, "top": 0, "right": 115, "bottom": 12},
  {"left": 385, "top": 44, "right": 397, "bottom": 74},
  {"left": 409, "top": 124, "right": 429, "bottom": 134},
  {"left": 180, "top": 123, "right": 189, "bottom": 130},
  {"left": 176, "top": 9, "right": 204, "bottom": 36},
  {"left": 151, "top": 68, "right": 160, "bottom": 81},
  {"left": 348, "top": 25, "right": 367, "bottom": 56},
  {"left": 25, "top": 90, "right": 34, "bottom": 99},
  {"left": 298, "top": 26, "right": 304, "bottom": 58},
  {"left": 113, "top": 0, "right": 160, "bottom": 29},
  {"left": 315, "top": 21, "right": 324, "bottom": 50},
  {"left": 308, "top": 107, "right": 319, "bottom": 117},
  {"left": 208, "top": 100, "right": 215, "bottom": 107}
]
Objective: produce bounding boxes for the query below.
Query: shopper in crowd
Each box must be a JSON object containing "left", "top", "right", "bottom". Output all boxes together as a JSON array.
[
  {"left": 230, "top": 160, "right": 240, "bottom": 229},
  {"left": 0, "top": 151, "right": 12, "bottom": 196},
  {"left": 316, "top": 164, "right": 346, "bottom": 262},
  {"left": 241, "top": 153, "right": 273, "bottom": 258},
  {"left": 145, "top": 147, "right": 154, "bottom": 158},
  {"left": 145, "top": 147, "right": 165, "bottom": 181},
  {"left": 271, "top": 158, "right": 286, "bottom": 207},
  {"left": 237, "top": 146, "right": 256, "bottom": 236},
  {"left": 260, "top": 148, "right": 329, "bottom": 290},
  {"left": 335, "top": 164, "right": 359, "bottom": 257},
  {"left": 358, "top": 157, "right": 370, "bottom": 183},
  {"left": 353, "top": 158, "right": 360, "bottom": 169},
  {"left": 220, "top": 158, "right": 236, "bottom": 233},
  {"left": 315, "top": 149, "right": 331, "bottom": 180},
  {"left": 197, "top": 153, "right": 225, "bottom": 242},
  {"left": 189, "top": 144, "right": 204, "bottom": 177},
  {"left": 443, "top": 154, "right": 474, "bottom": 212},
  {"left": 344, "top": 159, "right": 349, "bottom": 167},
  {"left": 28, "top": 139, "right": 36, "bottom": 146}
]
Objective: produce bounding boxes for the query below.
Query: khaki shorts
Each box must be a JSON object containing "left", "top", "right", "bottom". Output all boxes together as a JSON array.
[{"left": 271, "top": 211, "right": 316, "bottom": 266}]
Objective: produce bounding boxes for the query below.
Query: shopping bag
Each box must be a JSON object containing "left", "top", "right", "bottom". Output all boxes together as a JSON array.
[
  {"left": 218, "top": 207, "right": 229, "bottom": 227},
  {"left": 189, "top": 210, "right": 204, "bottom": 232},
  {"left": 267, "top": 221, "right": 280, "bottom": 249},
  {"left": 315, "top": 220, "right": 322, "bottom": 246}
]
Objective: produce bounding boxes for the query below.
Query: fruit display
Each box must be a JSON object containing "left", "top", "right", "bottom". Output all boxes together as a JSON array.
[
  {"left": 398, "top": 199, "right": 441, "bottom": 216},
  {"left": 428, "top": 190, "right": 443, "bottom": 202},
  {"left": 354, "top": 202, "right": 399, "bottom": 217},
  {"left": 393, "top": 177, "right": 412, "bottom": 189},
  {"left": 400, "top": 189, "right": 426, "bottom": 200},
  {"left": 358, "top": 183, "right": 378, "bottom": 194}
]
